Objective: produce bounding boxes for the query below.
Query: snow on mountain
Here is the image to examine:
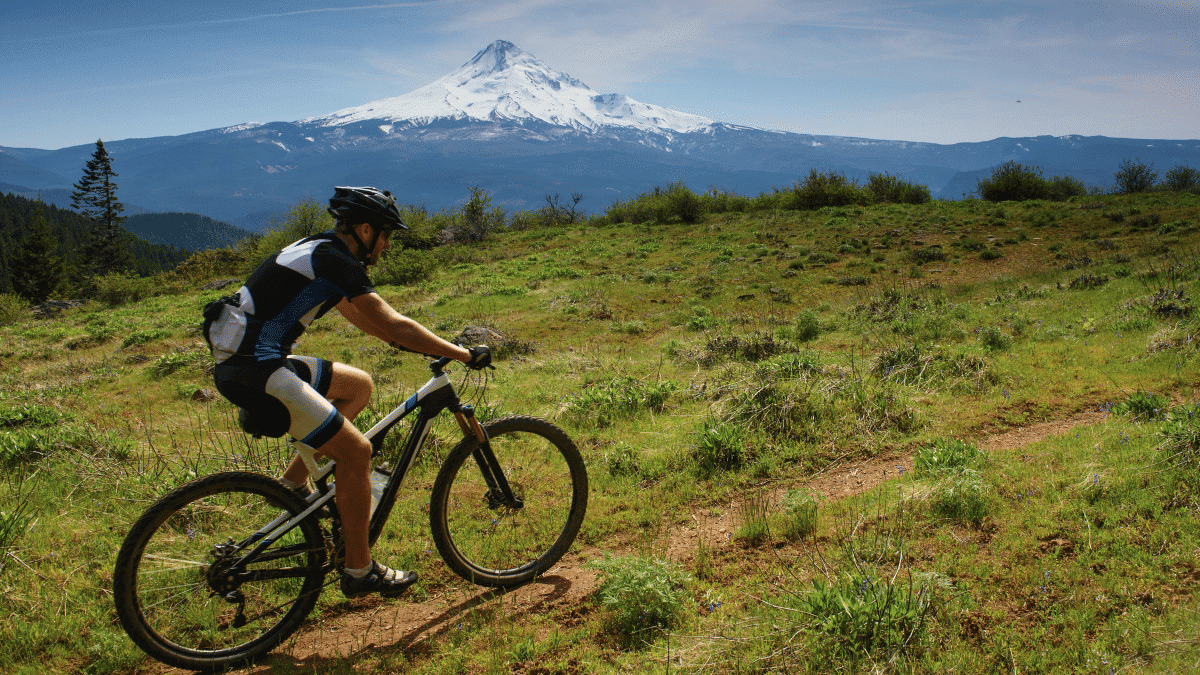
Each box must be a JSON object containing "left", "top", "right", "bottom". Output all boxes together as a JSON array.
[{"left": 305, "top": 40, "right": 714, "bottom": 135}]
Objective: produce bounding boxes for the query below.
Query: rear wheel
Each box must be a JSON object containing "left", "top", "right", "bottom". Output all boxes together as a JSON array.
[
  {"left": 430, "top": 416, "right": 587, "bottom": 587},
  {"left": 113, "top": 472, "right": 327, "bottom": 671}
]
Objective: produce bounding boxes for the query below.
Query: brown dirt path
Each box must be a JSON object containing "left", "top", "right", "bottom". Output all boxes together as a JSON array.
[{"left": 158, "top": 409, "right": 1108, "bottom": 673}]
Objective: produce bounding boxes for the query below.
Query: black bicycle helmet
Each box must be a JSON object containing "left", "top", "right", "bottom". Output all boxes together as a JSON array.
[
  {"left": 328, "top": 186, "right": 406, "bottom": 264},
  {"left": 328, "top": 186, "right": 406, "bottom": 231}
]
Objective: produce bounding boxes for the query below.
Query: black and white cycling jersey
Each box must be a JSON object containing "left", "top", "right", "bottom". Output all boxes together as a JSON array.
[{"left": 206, "top": 232, "right": 374, "bottom": 364}]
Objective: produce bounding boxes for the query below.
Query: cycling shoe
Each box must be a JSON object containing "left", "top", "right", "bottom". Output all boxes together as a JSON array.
[{"left": 341, "top": 562, "right": 418, "bottom": 598}]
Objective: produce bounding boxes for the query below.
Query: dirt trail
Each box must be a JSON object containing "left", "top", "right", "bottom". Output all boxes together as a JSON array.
[{"left": 161, "top": 409, "right": 1107, "bottom": 672}]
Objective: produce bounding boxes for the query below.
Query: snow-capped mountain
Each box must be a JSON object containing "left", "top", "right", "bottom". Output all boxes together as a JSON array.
[
  {"left": 4, "top": 39, "right": 1198, "bottom": 228},
  {"left": 307, "top": 40, "right": 713, "bottom": 135}
]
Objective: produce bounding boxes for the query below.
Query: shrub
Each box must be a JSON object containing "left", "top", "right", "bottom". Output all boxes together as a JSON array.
[
  {"left": 978, "top": 325, "right": 1013, "bottom": 351},
  {"left": 686, "top": 305, "right": 722, "bottom": 331},
  {"left": 1047, "top": 175, "right": 1088, "bottom": 201},
  {"left": 785, "top": 169, "right": 873, "bottom": 210},
  {"left": 0, "top": 293, "right": 27, "bottom": 326},
  {"left": 602, "top": 182, "right": 706, "bottom": 225},
  {"left": 792, "top": 309, "right": 821, "bottom": 342},
  {"left": 976, "top": 161, "right": 1049, "bottom": 202},
  {"left": 243, "top": 198, "right": 332, "bottom": 273},
  {"left": 1163, "top": 164, "right": 1200, "bottom": 193},
  {"left": 396, "top": 204, "right": 449, "bottom": 249},
  {"left": 172, "top": 248, "right": 245, "bottom": 284},
  {"left": 443, "top": 185, "right": 505, "bottom": 244},
  {"left": 667, "top": 182, "right": 704, "bottom": 224},
  {"left": 801, "top": 573, "right": 931, "bottom": 669},
  {"left": 1068, "top": 273, "right": 1110, "bottom": 290},
  {"left": 1112, "top": 389, "right": 1170, "bottom": 422},
  {"left": 1159, "top": 406, "right": 1200, "bottom": 507},
  {"left": 1114, "top": 158, "right": 1157, "bottom": 194},
  {"left": 1146, "top": 288, "right": 1194, "bottom": 319},
  {"left": 704, "top": 332, "right": 793, "bottom": 362},
  {"left": 90, "top": 272, "right": 157, "bottom": 306},
  {"left": 589, "top": 555, "right": 693, "bottom": 644},
  {"left": 867, "top": 172, "right": 932, "bottom": 204},
  {"left": 562, "top": 377, "right": 677, "bottom": 428},
  {"left": 806, "top": 251, "right": 841, "bottom": 266},
  {"left": 979, "top": 248, "right": 1004, "bottom": 261},
  {"left": 372, "top": 248, "right": 435, "bottom": 286},
  {"left": 694, "top": 419, "right": 745, "bottom": 476}
]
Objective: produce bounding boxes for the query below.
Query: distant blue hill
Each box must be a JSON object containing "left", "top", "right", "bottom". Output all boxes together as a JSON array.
[
  {"left": 1, "top": 183, "right": 253, "bottom": 252},
  {"left": 3, "top": 124, "right": 1198, "bottom": 230},
  {"left": 123, "top": 212, "right": 254, "bottom": 251}
]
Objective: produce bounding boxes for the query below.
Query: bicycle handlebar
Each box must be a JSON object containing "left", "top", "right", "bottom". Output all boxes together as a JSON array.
[{"left": 387, "top": 342, "right": 470, "bottom": 375}]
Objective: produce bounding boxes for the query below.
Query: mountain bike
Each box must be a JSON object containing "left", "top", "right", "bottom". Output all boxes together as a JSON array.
[{"left": 112, "top": 356, "right": 588, "bottom": 671}]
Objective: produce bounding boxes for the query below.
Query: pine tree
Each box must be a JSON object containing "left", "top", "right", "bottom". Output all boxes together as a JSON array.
[
  {"left": 11, "top": 198, "right": 66, "bottom": 303},
  {"left": 71, "top": 139, "right": 130, "bottom": 276}
]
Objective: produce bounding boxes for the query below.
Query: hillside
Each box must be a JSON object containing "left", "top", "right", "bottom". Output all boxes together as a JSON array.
[{"left": 1, "top": 190, "right": 1199, "bottom": 673}]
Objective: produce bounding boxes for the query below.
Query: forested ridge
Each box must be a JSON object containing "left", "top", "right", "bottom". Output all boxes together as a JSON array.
[{"left": 0, "top": 191, "right": 191, "bottom": 294}]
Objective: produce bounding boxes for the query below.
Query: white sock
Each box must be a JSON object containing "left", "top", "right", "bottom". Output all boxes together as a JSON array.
[{"left": 345, "top": 564, "right": 372, "bottom": 579}]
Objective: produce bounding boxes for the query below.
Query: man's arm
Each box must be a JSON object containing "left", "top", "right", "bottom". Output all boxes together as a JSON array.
[{"left": 336, "top": 293, "right": 471, "bottom": 362}]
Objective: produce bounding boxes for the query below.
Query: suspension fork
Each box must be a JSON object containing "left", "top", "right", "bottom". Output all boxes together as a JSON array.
[{"left": 453, "top": 406, "right": 523, "bottom": 510}]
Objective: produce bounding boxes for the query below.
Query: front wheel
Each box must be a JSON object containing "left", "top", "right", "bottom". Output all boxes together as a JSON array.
[
  {"left": 113, "top": 472, "right": 327, "bottom": 671},
  {"left": 430, "top": 416, "right": 588, "bottom": 587}
]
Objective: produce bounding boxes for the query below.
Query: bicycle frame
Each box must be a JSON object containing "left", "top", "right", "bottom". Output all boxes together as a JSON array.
[{"left": 225, "top": 357, "right": 510, "bottom": 574}]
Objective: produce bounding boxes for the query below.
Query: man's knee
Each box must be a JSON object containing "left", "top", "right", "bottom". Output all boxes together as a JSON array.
[{"left": 331, "top": 363, "right": 374, "bottom": 402}]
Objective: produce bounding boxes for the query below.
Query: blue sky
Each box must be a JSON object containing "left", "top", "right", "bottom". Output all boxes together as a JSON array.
[{"left": 2, "top": 0, "right": 1196, "bottom": 149}]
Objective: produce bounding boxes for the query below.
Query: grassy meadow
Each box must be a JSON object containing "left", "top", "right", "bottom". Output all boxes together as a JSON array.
[{"left": 2, "top": 187, "right": 1200, "bottom": 673}]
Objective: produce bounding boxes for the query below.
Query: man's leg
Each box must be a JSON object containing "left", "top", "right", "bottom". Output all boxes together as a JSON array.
[
  {"left": 304, "top": 423, "right": 375, "bottom": 571},
  {"left": 281, "top": 362, "right": 373, "bottom": 485},
  {"left": 262, "top": 361, "right": 376, "bottom": 572}
]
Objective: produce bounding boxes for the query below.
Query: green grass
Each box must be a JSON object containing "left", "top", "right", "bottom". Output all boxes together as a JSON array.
[{"left": 1, "top": 191, "right": 1199, "bottom": 672}]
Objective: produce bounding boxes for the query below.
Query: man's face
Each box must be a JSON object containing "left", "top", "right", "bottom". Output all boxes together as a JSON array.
[{"left": 358, "top": 223, "right": 392, "bottom": 266}]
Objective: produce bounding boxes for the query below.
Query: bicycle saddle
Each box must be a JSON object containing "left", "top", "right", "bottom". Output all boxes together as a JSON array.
[{"left": 237, "top": 403, "right": 291, "bottom": 439}]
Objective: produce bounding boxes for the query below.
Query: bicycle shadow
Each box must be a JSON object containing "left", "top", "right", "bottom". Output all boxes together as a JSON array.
[{"left": 254, "top": 573, "right": 580, "bottom": 670}]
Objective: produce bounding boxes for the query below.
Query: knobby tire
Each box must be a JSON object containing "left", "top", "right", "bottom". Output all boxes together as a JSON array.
[
  {"left": 113, "top": 472, "right": 327, "bottom": 672},
  {"left": 429, "top": 416, "right": 587, "bottom": 587}
]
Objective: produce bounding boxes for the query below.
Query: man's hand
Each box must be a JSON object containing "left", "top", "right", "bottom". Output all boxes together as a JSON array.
[{"left": 466, "top": 345, "right": 493, "bottom": 370}]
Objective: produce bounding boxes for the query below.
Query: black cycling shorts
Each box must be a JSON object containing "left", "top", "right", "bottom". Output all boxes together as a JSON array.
[{"left": 213, "top": 355, "right": 345, "bottom": 449}]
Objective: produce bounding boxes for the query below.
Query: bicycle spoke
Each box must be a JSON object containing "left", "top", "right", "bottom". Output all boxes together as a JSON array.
[
  {"left": 432, "top": 417, "right": 587, "bottom": 586},
  {"left": 114, "top": 473, "right": 327, "bottom": 670}
]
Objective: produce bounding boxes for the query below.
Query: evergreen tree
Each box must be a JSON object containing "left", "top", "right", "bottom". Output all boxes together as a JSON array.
[
  {"left": 11, "top": 198, "right": 66, "bottom": 303},
  {"left": 71, "top": 139, "right": 130, "bottom": 276}
]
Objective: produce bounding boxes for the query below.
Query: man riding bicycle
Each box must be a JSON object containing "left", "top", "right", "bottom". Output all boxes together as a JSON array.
[{"left": 203, "top": 186, "right": 491, "bottom": 598}]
